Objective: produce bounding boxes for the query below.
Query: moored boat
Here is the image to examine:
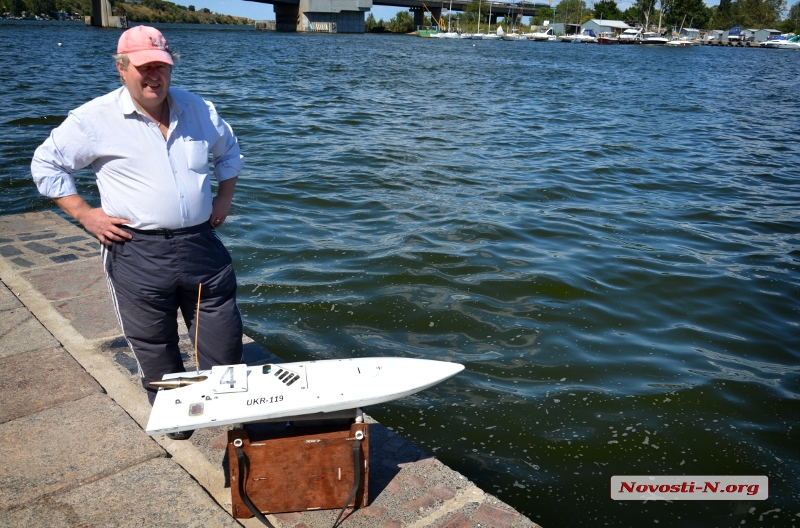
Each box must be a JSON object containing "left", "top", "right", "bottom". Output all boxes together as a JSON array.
[
  {"left": 638, "top": 31, "right": 668, "bottom": 45},
  {"left": 529, "top": 26, "right": 555, "bottom": 41},
  {"left": 665, "top": 37, "right": 698, "bottom": 46},
  {"left": 571, "top": 28, "right": 598, "bottom": 43},
  {"left": 762, "top": 35, "right": 800, "bottom": 49},
  {"left": 597, "top": 31, "right": 619, "bottom": 44},
  {"left": 482, "top": 3, "right": 502, "bottom": 40},
  {"left": 619, "top": 28, "right": 641, "bottom": 43}
]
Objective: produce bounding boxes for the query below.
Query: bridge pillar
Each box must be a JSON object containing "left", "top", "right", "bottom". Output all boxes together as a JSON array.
[
  {"left": 410, "top": 6, "right": 424, "bottom": 28},
  {"left": 88, "top": 0, "right": 126, "bottom": 27},
  {"left": 429, "top": 6, "right": 442, "bottom": 28},
  {"left": 274, "top": 2, "right": 300, "bottom": 31}
]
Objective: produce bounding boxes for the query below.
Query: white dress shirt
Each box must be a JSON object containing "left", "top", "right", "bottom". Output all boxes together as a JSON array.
[{"left": 31, "top": 86, "right": 244, "bottom": 230}]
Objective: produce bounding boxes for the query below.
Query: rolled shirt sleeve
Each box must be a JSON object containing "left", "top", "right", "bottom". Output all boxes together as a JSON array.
[
  {"left": 31, "top": 112, "right": 95, "bottom": 199},
  {"left": 206, "top": 100, "right": 244, "bottom": 182}
]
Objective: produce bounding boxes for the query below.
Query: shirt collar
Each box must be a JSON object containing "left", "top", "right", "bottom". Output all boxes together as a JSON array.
[{"left": 118, "top": 86, "right": 183, "bottom": 117}]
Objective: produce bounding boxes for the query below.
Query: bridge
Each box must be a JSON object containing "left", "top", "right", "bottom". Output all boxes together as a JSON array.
[
  {"left": 87, "top": 0, "right": 546, "bottom": 33},
  {"left": 246, "top": 0, "right": 547, "bottom": 33}
]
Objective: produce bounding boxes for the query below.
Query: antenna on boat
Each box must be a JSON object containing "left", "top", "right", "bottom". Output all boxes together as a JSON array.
[{"left": 194, "top": 283, "right": 202, "bottom": 374}]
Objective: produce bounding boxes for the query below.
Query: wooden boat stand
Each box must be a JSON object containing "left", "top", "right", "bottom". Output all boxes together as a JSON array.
[{"left": 227, "top": 408, "right": 369, "bottom": 527}]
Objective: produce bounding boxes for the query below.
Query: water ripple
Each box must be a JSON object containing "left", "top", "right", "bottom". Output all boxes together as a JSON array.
[{"left": 3, "top": 21, "right": 799, "bottom": 528}]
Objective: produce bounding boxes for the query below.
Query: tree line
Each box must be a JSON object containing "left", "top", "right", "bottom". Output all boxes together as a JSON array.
[
  {"left": 365, "top": 10, "right": 415, "bottom": 33},
  {"left": 2, "top": 0, "right": 252, "bottom": 24},
  {"left": 364, "top": 0, "right": 798, "bottom": 33}
]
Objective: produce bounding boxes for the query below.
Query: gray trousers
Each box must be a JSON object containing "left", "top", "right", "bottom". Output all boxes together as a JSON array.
[{"left": 102, "top": 223, "right": 243, "bottom": 404}]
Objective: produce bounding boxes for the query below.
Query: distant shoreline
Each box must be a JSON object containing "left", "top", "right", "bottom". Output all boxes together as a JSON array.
[{"left": 0, "top": 17, "right": 259, "bottom": 26}]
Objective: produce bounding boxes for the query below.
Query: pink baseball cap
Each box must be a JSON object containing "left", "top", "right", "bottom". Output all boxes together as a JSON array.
[{"left": 117, "top": 26, "right": 174, "bottom": 67}]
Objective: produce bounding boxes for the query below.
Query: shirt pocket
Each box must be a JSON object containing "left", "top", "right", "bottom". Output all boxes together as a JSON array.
[{"left": 184, "top": 137, "right": 209, "bottom": 173}]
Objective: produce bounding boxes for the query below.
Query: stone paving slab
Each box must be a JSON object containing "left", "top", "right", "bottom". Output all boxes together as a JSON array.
[
  {"left": 0, "top": 282, "right": 22, "bottom": 310},
  {"left": 0, "top": 458, "right": 241, "bottom": 528},
  {"left": 19, "top": 259, "right": 107, "bottom": 302},
  {"left": 0, "top": 306, "right": 60, "bottom": 359},
  {"left": 0, "top": 393, "right": 164, "bottom": 511},
  {"left": 0, "top": 346, "right": 103, "bottom": 424},
  {"left": 0, "top": 212, "right": 97, "bottom": 270},
  {"left": 51, "top": 292, "right": 121, "bottom": 340}
]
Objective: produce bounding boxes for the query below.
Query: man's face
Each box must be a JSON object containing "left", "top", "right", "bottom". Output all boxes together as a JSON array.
[{"left": 118, "top": 60, "right": 171, "bottom": 111}]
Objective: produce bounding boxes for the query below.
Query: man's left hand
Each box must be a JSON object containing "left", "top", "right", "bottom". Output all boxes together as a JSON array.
[
  {"left": 209, "top": 177, "right": 237, "bottom": 227},
  {"left": 209, "top": 195, "right": 231, "bottom": 227}
]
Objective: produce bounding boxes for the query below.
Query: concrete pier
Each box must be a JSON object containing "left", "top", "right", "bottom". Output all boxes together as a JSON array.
[
  {"left": 87, "top": 0, "right": 126, "bottom": 28},
  {"left": 273, "top": 0, "right": 371, "bottom": 32},
  {"left": 0, "top": 211, "right": 540, "bottom": 528}
]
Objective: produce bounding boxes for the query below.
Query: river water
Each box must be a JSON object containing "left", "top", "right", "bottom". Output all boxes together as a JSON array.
[{"left": 2, "top": 20, "right": 799, "bottom": 527}]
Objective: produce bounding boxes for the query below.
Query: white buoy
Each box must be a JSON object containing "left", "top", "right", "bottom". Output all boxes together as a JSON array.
[{"left": 58, "top": 43, "right": 62, "bottom": 46}]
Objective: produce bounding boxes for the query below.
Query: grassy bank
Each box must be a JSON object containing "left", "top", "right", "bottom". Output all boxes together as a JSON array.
[{"left": 3, "top": 0, "right": 253, "bottom": 24}]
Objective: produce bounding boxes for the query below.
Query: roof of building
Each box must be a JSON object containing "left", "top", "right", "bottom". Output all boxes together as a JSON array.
[{"left": 586, "top": 19, "right": 631, "bottom": 29}]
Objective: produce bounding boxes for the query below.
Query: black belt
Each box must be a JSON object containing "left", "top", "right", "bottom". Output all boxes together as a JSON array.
[{"left": 123, "top": 223, "right": 210, "bottom": 237}]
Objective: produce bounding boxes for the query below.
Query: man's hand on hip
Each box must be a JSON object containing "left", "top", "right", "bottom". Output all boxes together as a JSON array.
[
  {"left": 53, "top": 195, "right": 132, "bottom": 246},
  {"left": 209, "top": 176, "right": 237, "bottom": 228}
]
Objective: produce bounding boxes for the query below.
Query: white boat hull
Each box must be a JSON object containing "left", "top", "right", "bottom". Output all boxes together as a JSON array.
[
  {"left": 145, "top": 357, "right": 464, "bottom": 435},
  {"left": 765, "top": 41, "right": 800, "bottom": 49}
]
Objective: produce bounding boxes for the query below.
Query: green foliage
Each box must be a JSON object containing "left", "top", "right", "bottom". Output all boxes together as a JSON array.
[
  {"left": 710, "top": 0, "right": 734, "bottom": 27},
  {"left": 732, "top": 0, "right": 786, "bottom": 27},
  {"left": 663, "top": 0, "right": 712, "bottom": 28},
  {"left": 555, "top": 0, "right": 588, "bottom": 24},
  {"left": 5, "top": 0, "right": 26, "bottom": 16},
  {"left": 708, "top": 0, "right": 786, "bottom": 27},
  {"left": 365, "top": 12, "right": 379, "bottom": 31},
  {"left": 0, "top": 0, "right": 247, "bottom": 22},
  {"left": 621, "top": 5, "right": 643, "bottom": 23},
  {"left": 387, "top": 9, "right": 414, "bottom": 32},
  {"left": 465, "top": 0, "right": 488, "bottom": 23},
  {"left": 782, "top": 0, "right": 800, "bottom": 30},
  {"left": 532, "top": 6, "right": 554, "bottom": 24},
  {"left": 594, "top": 0, "right": 622, "bottom": 19},
  {"left": 788, "top": 0, "right": 800, "bottom": 19},
  {"left": 30, "top": 0, "right": 55, "bottom": 15},
  {"left": 142, "top": 0, "right": 165, "bottom": 11}
]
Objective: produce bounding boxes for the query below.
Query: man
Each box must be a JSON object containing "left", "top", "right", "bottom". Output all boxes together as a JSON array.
[{"left": 31, "top": 26, "right": 244, "bottom": 439}]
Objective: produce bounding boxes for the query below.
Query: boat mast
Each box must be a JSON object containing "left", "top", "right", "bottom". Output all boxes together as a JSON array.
[
  {"left": 448, "top": 0, "right": 452, "bottom": 31},
  {"left": 476, "top": 0, "right": 482, "bottom": 34}
]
